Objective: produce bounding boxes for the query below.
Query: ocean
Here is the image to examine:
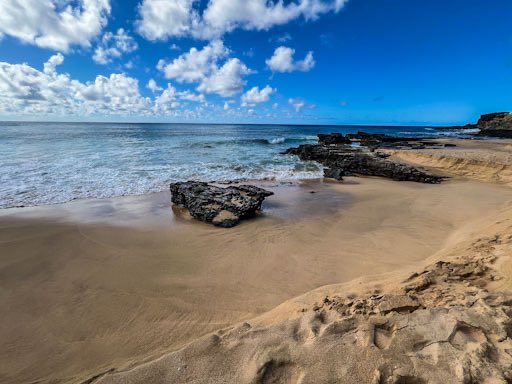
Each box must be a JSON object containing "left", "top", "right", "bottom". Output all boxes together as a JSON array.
[{"left": 0, "top": 121, "right": 478, "bottom": 209}]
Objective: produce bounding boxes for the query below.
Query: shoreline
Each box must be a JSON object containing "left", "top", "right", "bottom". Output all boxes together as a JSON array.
[
  {"left": 0, "top": 178, "right": 512, "bottom": 383},
  {"left": 0, "top": 179, "right": 348, "bottom": 228},
  {"left": 92, "top": 138, "right": 512, "bottom": 384},
  {"left": 3, "top": 138, "right": 512, "bottom": 383}
]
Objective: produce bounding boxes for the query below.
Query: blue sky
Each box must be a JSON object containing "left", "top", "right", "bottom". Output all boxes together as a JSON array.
[{"left": 0, "top": 0, "right": 511, "bottom": 125}]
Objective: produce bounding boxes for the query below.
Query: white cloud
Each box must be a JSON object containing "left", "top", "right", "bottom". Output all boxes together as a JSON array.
[
  {"left": 223, "top": 101, "right": 230, "bottom": 111},
  {"left": 288, "top": 97, "right": 314, "bottom": 112},
  {"left": 241, "top": 85, "right": 275, "bottom": 106},
  {"left": 147, "top": 78, "right": 163, "bottom": 92},
  {"left": 0, "top": 0, "right": 111, "bottom": 51},
  {"left": 196, "top": 58, "right": 252, "bottom": 97},
  {"left": 158, "top": 40, "right": 253, "bottom": 97},
  {"left": 43, "top": 53, "right": 64, "bottom": 75},
  {"left": 93, "top": 28, "right": 138, "bottom": 65},
  {"left": 275, "top": 33, "right": 292, "bottom": 43},
  {"left": 136, "top": 0, "right": 348, "bottom": 40},
  {"left": 0, "top": 55, "right": 151, "bottom": 116},
  {"left": 152, "top": 83, "right": 206, "bottom": 115},
  {"left": 77, "top": 74, "right": 151, "bottom": 114},
  {"left": 178, "top": 90, "right": 206, "bottom": 103},
  {"left": 153, "top": 84, "right": 180, "bottom": 113},
  {"left": 157, "top": 40, "right": 229, "bottom": 83},
  {"left": 136, "top": 0, "right": 200, "bottom": 40},
  {"left": 266, "top": 46, "right": 315, "bottom": 73}
]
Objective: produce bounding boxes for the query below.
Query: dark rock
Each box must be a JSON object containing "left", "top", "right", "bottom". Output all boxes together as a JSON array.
[
  {"left": 170, "top": 182, "right": 273, "bottom": 227},
  {"left": 475, "top": 112, "right": 512, "bottom": 137},
  {"left": 346, "top": 131, "right": 425, "bottom": 143},
  {"left": 477, "top": 112, "right": 511, "bottom": 128},
  {"left": 344, "top": 132, "right": 448, "bottom": 151},
  {"left": 285, "top": 140, "right": 444, "bottom": 184},
  {"left": 324, "top": 167, "right": 345, "bottom": 180},
  {"left": 437, "top": 123, "right": 478, "bottom": 130},
  {"left": 318, "top": 133, "right": 351, "bottom": 145},
  {"left": 478, "top": 130, "right": 512, "bottom": 138}
]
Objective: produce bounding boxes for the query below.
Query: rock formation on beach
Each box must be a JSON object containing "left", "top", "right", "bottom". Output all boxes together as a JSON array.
[
  {"left": 170, "top": 181, "right": 273, "bottom": 227},
  {"left": 285, "top": 133, "right": 445, "bottom": 183}
]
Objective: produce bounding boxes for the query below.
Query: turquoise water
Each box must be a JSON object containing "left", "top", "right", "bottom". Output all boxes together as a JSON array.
[{"left": 0, "top": 122, "right": 477, "bottom": 208}]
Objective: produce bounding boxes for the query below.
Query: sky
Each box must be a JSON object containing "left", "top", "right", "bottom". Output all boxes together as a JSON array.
[{"left": 0, "top": 0, "right": 511, "bottom": 125}]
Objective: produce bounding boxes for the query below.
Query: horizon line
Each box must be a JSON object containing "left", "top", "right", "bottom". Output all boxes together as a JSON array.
[{"left": 0, "top": 120, "right": 465, "bottom": 128}]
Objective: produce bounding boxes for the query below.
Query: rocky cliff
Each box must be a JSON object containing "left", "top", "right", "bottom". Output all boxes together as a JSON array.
[{"left": 476, "top": 112, "right": 512, "bottom": 137}]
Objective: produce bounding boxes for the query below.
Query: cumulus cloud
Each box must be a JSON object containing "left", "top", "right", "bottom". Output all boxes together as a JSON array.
[
  {"left": 153, "top": 83, "right": 206, "bottom": 114},
  {"left": 178, "top": 90, "right": 206, "bottom": 103},
  {"left": 93, "top": 28, "right": 138, "bottom": 65},
  {"left": 157, "top": 40, "right": 229, "bottom": 83},
  {"left": 78, "top": 74, "right": 151, "bottom": 114},
  {"left": 266, "top": 46, "right": 315, "bottom": 73},
  {"left": 137, "top": 0, "right": 348, "bottom": 40},
  {"left": 0, "top": 0, "right": 111, "bottom": 51},
  {"left": 0, "top": 54, "right": 215, "bottom": 118},
  {"left": 147, "top": 78, "right": 163, "bottom": 92},
  {"left": 153, "top": 84, "right": 180, "bottom": 113},
  {"left": 196, "top": 58, "right": 252, "bottom": 97},
  {"left": 157, "top": 40, "right": 253, "bottom": 97},
  {"left": 0, "top": 54, "right": 151, "bottom": 116},
  {"left": 136, "top": 0, "right": 200, "bottom": 40},
  {"left": 43, "top": 53, "right": 64, "bottom": 75},
  {"left": 241, "top": 85, "right": 275, "bottom": 106}
]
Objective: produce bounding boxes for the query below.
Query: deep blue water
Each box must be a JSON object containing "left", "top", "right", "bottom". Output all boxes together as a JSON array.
[{"left": 0, "top": 122, "right": 478, "bottom": 208}]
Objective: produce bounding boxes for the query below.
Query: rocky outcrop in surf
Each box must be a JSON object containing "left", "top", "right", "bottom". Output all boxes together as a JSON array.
[
  {"left": 285, "top": 133, "right": 445, "bottom": 183},
  {"left": 170, "top": 181, "right": 273, "bottom": 228}
]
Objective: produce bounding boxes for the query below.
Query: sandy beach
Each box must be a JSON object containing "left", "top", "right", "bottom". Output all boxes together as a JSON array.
[
  {"left": 2, "top": 138, "right": 512, "bottom": 383},
  {"left": 3, "top": 1, "right": 512, "bottom": 381}
]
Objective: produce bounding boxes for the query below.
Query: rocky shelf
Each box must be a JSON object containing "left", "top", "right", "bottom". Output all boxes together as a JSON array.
[{"left": 285, "top": 133, "right": 446, "bottom": 183}]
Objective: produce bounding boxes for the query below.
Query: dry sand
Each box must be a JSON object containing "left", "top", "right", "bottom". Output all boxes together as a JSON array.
[{"left": 2, "top": 139, "right": 512, "bottom": 383}]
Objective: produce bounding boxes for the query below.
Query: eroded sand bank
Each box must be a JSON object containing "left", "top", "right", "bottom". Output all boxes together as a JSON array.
[
  {"left": 2, "top": 139, "right": 512, "bottom": 383},
  {"left": 388, "top": 138, "right": 512, "bottom": 185}
]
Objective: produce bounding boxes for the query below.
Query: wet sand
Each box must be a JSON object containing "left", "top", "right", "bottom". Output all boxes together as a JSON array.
[{"left": 2, "top": 174, "right": 512, "bottom": 384}]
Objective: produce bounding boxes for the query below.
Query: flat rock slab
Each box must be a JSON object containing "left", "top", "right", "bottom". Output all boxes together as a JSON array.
[{"left": 170, "top": 181, "right": 273, "bottom": 227}]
